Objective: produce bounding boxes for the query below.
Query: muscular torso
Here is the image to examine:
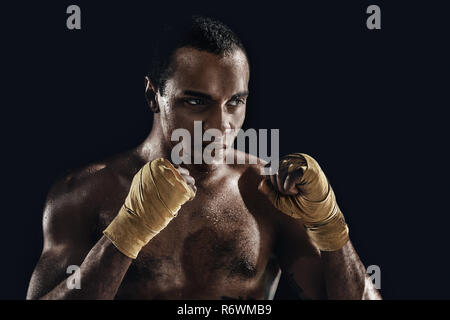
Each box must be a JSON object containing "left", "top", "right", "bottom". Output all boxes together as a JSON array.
[
  {"left": 30, "top": 148, "right": 369, "bottom": 300},
  {"left": 91, "top": 150, "right": 281, "bottom": 299}
]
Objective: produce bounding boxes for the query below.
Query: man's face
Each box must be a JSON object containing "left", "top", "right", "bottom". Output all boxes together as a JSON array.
[{"left": 156, "top": 47, "right": 250, "bottom": 161}]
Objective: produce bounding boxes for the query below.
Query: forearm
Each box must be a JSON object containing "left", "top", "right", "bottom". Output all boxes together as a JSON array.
[
  {"left": 40, "top": 236, "right": 132, "bottom": 300},
  {"left": 321, "top": 240, "right": 381, "bottom": 300}
]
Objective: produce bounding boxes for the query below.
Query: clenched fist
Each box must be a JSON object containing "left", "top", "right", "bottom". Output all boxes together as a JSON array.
[
  {"left": 258, "top": 153, "right": 349, "bottom": 251},
  {"left": 104, "top": 159, "right": 195, "bottom": 259}
]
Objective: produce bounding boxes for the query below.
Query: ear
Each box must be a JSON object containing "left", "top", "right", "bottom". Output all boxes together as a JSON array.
[{"left": 145, "top": 76, "right": 160, "bottom": 113}]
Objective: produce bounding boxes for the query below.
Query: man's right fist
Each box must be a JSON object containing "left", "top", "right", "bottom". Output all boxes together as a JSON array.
[
  {"left": 173, "top": 163, "right": 197, "bottom": 195},
  {"left": 103, "top": 158, "right": 195, "bottom": 259}
]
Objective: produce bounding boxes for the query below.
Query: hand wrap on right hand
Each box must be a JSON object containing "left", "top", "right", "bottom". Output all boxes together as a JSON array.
[{"left": 103, "top": 158, "right": 195, "bottom": 259}]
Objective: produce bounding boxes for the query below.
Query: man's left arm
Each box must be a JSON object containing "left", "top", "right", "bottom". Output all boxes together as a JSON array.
[
  {"left": 260, "top": 153, "right": 381, "bottom": 300},
  {"left": 274, "top": 213, "right": 380, "bottom": 300},
  {"left": 321, "top": 240, "right": 381, "bottom": 299}
]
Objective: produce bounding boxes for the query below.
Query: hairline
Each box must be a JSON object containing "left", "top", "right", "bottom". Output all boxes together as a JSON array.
[{"left": 159, "top": 45, "right": 250, "bottom": 95}]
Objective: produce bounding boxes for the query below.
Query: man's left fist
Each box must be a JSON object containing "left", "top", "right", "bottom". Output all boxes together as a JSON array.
[{"left": 258, "top": 153, "right": 349, "bottom": 251}]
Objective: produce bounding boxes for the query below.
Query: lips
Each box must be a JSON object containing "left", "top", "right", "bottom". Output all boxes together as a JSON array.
[{"left": 201, "top": 142, "right": 227, "bottom": 149}]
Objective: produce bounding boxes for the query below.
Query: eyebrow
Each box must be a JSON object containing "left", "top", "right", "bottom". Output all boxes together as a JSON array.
[
  {"left": 182, "top": 90, "right": 213, "bottom": 100},
  {"left": 182, "top": 90, "right": 249, "bottom": 100},
  {"left": 231, "top": 91, "right": 250, "bottom": 100}
]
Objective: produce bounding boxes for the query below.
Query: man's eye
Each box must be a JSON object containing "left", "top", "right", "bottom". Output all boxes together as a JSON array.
[
  {"left": 184, "top": 98, "right": 205, "bottom": 106},
  {"left": 228, "top": 99, "right": 245, "bottom": 107}
]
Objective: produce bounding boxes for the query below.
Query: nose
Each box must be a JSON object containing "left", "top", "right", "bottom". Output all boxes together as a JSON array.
[{"left": 203, "top": 103, "right": 231, "bottom": 134}]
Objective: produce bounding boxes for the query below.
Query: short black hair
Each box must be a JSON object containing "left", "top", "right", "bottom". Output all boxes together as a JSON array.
[{"left": 148, "top": 15, "right": 248, "bottom": 95}]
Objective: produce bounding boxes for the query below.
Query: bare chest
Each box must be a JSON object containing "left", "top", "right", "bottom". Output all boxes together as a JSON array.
[{"left": 98, "top": 177, "right": 277, "bottom": 298}]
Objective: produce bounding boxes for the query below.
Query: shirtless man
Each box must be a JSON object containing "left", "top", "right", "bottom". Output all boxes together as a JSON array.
[{"left": 26, "top": 16, "right": 381, "bottom": 300}]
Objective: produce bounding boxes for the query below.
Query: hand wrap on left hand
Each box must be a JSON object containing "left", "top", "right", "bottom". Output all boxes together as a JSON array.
[{"left": 259, "top": 153, "right": 349, "bottom": 251}]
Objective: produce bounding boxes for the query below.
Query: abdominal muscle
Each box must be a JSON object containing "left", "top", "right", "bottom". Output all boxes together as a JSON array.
[{"left": 114, "top": 250, "right": 279, "bottom": 300}]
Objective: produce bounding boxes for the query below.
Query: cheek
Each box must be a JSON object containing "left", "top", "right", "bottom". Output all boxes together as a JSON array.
[
  {"left": 160, "top": 96, "right": 185, "bottom": 127},
  {"left": 168, "top": 111, "right": 196, "bottom": 132},
  {"left": 159, "top": 99, "right": 182, "bottom": 142},
  {"left": 162, "top": 109, "right": 195, "bottom": 143},
  {"left": 232, "top": 106, "right": 246, "bottom": 128}
]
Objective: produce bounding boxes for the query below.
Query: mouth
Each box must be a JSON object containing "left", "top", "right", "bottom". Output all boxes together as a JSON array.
[{"left": 201, "top": 142, "right": 227, "bottom": 149}]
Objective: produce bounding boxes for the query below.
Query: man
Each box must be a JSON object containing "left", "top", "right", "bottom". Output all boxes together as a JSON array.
[{"left": 27, "top": 16, "right": 381, "bottom": 300}]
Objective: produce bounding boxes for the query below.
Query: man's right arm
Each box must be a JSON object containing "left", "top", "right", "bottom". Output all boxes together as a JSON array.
[
  {"left": 26, "top": 169, "right": 133, "bottom": 300},
  {"left": 27, "top": 159, "right": 196, "bottom": 299}
]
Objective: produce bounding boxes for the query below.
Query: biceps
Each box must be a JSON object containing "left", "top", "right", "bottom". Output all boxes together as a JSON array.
[
  {"left": 26, "top": 245, "right": 86, "bottom": 299},
  {"left": 28, "top": 212, "right": 94, "bottom": 300},
  {"left": 275, "top": 217, "right": 327, "bottom": 299}
]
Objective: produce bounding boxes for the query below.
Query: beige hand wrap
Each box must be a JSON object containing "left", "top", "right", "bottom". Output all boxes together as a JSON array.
[
  {"left": 103, "top": 158, "right": 195, "bottom": 259},
  {"left": 260, "top": 153, "right": 349, "bottom": 251}
]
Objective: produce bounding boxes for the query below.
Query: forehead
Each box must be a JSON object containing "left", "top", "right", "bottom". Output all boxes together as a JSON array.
[{"left": 167, "top": 47, "right": 249, "bottom": 97}]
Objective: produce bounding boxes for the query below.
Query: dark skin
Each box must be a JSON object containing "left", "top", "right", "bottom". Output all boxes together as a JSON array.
[{"left": 27, "top": 47, "right": 381, "bottom": 300}]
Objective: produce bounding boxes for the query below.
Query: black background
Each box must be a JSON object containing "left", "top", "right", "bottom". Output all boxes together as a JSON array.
[{"left": 1, "top": 1, "right": 449, "bottom": 299}]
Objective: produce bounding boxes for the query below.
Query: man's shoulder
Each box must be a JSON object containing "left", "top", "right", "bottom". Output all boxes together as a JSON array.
[
  {"left": 224, "top": 149, "right": 270, "bottom": 198},
  {"left": 227, "top": 149, "right": 268, "bottom": 176},
  {"left": 40, "top": 150, "right": 145, "bottom": 242},
  {"left": 46, "top": 150, "right": 140, "bottom": 210}
]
